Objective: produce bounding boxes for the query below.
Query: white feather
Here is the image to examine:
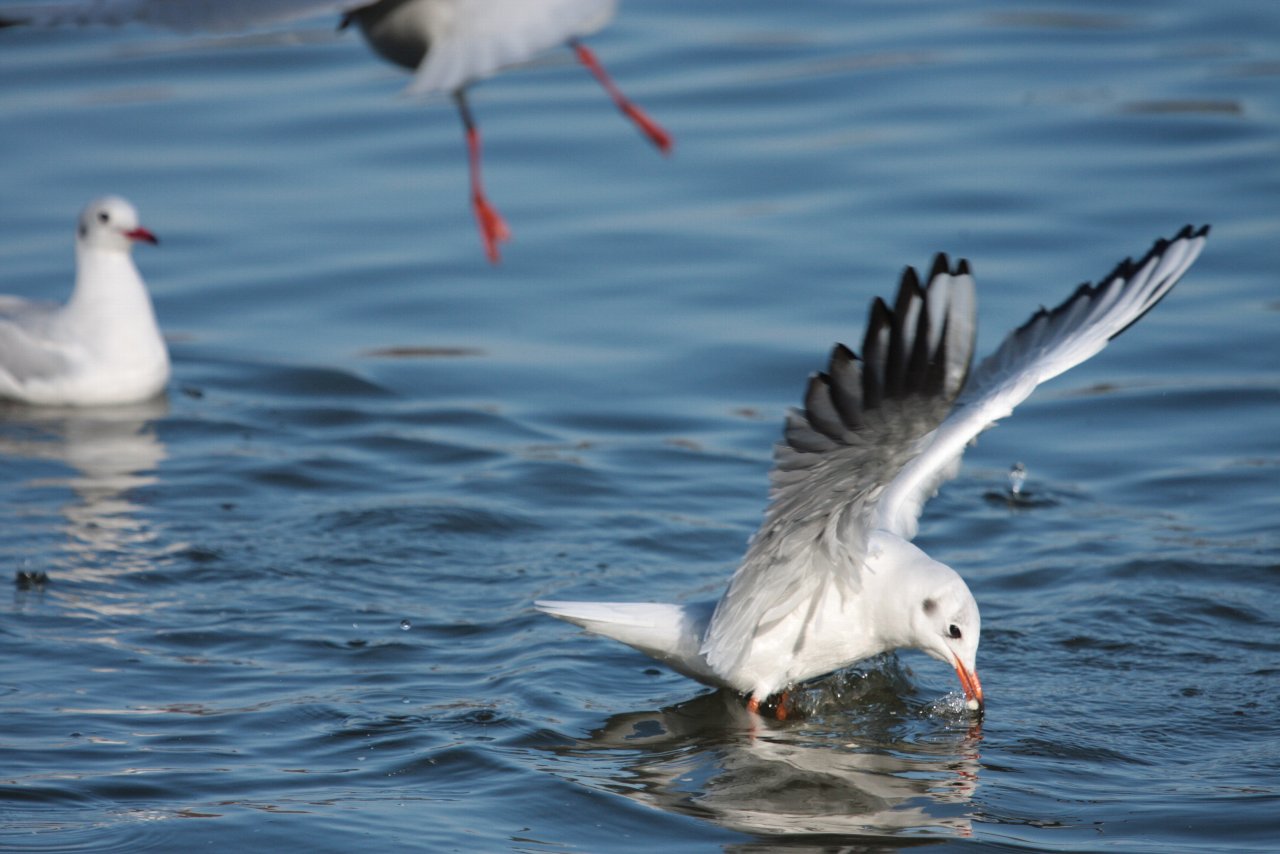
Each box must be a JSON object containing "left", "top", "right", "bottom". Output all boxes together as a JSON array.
[{"left": 540, "top": 228, "right": 1209, "bottom": 705}]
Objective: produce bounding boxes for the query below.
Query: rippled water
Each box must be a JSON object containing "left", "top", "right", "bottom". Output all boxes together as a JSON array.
[{"left": 1, "top": 1, "right": 1277, "bottom": 850}]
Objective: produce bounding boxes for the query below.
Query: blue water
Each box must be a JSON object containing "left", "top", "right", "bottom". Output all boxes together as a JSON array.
[{"left": 1, "top": 1, "right": 1277, "bottom": 850}]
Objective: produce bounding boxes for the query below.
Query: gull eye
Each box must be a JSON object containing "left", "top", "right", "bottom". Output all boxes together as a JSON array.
[
  {"left": 97, "top": 211, "right": 110, "bottom": 224},
  {"left": 948, "top": 624, "right": 962, "bottom": 640}
]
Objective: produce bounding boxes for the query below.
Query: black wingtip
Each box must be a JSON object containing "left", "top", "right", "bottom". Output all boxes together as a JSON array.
[
  {"left": 928, "top": 252, "right": 951, "bottom": 282},
  {"left": 1161, "top": 224, "right": 1210, "bottom": 247},
  {"left": 923, "top": 252, "right": 971, "bottom": 280},
  {"left": 803, "top": 373, "right": 832, "bottom": 428},
  {"left": 1103, "top": 225, "right": 1211, "bottom": 341},
  {"left": 826, "top": 343, "right": 865, "bottom": 431},
  {"left": 1011, "top": 226, "right": 1210, "bottom": 343},
  {"left": 831, "top": 342, "right": 859, "bottom": 365},
  {"left": 899, "top": 265, "right": 922, "bottom": 294},
  {"left": 1089, "top": 225, "right": 1208, "bottom": 301},
  {"left": 867, "top": 296, "right": 893, "bottom": 329}
]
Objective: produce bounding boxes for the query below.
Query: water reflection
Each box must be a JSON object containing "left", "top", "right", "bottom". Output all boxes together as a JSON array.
[
  {"left": 0, "top": 399, "right": 169, "bottom": 585},
  {"left": 561, "top": 670, "right": 982, "bottom": 841}
]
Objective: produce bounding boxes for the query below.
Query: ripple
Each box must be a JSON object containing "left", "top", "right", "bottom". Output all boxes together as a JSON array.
[
  {"left": 319, "top": 501, "right": 542, "bottom": 537},
  {"left": 1, "top": 0, "right": 1277, "bottom": 850}
]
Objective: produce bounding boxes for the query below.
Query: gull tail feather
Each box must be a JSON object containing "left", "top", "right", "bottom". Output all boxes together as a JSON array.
[{"left": 535, "top": 600, "right": 722, "bottom": 687}]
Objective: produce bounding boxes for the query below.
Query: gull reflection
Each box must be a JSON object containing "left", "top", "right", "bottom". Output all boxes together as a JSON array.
[
  {"left": 0, "top": 399, "right": 169, "bottom": 586},
  {"left": 558, "top": 665, "right": 982, "bottom": 840}
]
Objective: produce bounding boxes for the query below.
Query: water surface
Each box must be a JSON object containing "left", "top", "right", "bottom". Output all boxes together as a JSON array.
[{"left": 1, "top": 0, "right": 1277, "bottom": 850}]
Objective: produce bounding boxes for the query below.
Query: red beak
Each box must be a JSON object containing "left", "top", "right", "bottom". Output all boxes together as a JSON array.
[
  {"left": 125, "top": 226, "right": 159, "bottom": 245},
  {"left": 952, "top": 655, "right": 984, "bottom": 713}
]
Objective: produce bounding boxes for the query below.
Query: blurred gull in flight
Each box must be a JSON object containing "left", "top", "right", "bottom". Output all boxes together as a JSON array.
[
  {"left": 0, "top": 196, "right": 168, "bottom": 406},
  {"left": 539, "top": 226, "right": 1210, "bottom": 718},
  {"left": 0, "top": 0, "right": 672, "bottom": 263}
]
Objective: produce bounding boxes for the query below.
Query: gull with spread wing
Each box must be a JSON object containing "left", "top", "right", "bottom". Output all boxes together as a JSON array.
[
  {"left": 0, "top": 0, "right": 671, "bottom": 263},
  {"left": 0, "top": 196, "right": 167, "bottom": 406},
  {"left": 539, "top": 226, "right": 1210, "bottom": 718}
]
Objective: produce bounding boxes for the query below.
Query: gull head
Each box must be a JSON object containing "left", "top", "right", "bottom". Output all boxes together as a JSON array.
[
  {"left": 912, "top": 569, "right": 983, "bottom": 713},
  {"left": 77, "top": 196, "right": 158, "bottom": 253}
]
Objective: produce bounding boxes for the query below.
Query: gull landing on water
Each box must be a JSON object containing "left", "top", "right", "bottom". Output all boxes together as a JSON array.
[
  {"left": 539, "top": 226, "right": 1210, "bottom": 719},
  {"left": 0, "top": 196, "right": 168, "bottom": 406},
  {"left": 0, "top": 0, "right": 672, "bottom": 263}
]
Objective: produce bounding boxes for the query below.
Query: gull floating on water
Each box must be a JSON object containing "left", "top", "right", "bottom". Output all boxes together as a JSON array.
[
  {"left": 0, "top": 0, "right": 672, "bottom": 263},
  {"left": 0, "top": 196, "right": 168, "bottom": 406},
  {"left": 539, "top": 226, "right": 1210, "bottom": 718}
]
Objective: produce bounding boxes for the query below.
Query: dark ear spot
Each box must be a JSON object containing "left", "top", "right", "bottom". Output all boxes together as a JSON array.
[
  {"left": 922, "top": 598, "right": 937, "bottom": 615},
  {"left": 78, "top": 224, "right": 87, "bottom": 238}
]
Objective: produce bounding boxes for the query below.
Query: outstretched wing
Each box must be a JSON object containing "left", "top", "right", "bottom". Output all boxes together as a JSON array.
[
  {"left": 701, "top": 255, "right": 978, "bottom": 677},
  {"left": 407, "top": 0, "right": 615, "bottom": 95},
  {"left": 874, "top": 225, "right": 1210, "bottom": 539},
  {"left": 0, "top": 0, "right": 365, "bottom": 32}
]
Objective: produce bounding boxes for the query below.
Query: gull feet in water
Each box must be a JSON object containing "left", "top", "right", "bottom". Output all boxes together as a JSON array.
[{"left": 746, "top": 691, "right": 792, "bottom": 721}]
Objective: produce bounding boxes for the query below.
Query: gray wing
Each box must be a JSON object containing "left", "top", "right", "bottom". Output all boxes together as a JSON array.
[
  {"left": 874, "top": 225, "right": 1210, "bottom": 539},
  {"left": 0, "top": 0, "right": 368, "bottom": 32},
  {"left": 0, "top": 314, "right": 72, "bottom": 389},
  {"left": 701, "top": 255, "right": 978, "bottom": 677}
]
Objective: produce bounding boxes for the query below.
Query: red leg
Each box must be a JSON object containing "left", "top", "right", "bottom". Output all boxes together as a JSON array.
[
  {"left": 571, "top": 40, "right": 672, "bottom": 154},
  {"left": 746, "top": 691, "right": 791, "bottom": 720},
  {"left": 454, "top": 89, "right": 511, "bottom": 263}
]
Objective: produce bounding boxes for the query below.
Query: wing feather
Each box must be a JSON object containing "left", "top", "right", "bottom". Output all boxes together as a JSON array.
[
  {"left": 702, "top": 256, "right": 978, "bottom": 677},
  {"left": 406, "top": 0, "right": 616, "bottom": 95},
  {"left": 873, "top": 225, "right": 1210, "bottom": 540},
  {"left": 0, "top": 316, "right": 72, "bottom": 391},
  {"left": 701, "top": 228, "right": 1208, "bottom": 682},
  {"left": 0, "top": 0, "right": 366, "bottom": 32}
]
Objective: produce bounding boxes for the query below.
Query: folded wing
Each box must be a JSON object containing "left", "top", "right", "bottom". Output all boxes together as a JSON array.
[{"left": 0, "top": 316, "right": 72, "bottom": 391}]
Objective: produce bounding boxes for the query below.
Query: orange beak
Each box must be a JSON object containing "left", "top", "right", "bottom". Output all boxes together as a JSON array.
[{"left": 952, "top": 655, "right": 984, "bottom": 713}]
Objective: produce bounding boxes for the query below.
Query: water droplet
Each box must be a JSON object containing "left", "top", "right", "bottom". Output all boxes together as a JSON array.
[
  {"left": 399, "top": 619, "right": 411, "bottom": 631},
  {"left": 1008, "top": 462, "right": 1027, "bottom": 496}
]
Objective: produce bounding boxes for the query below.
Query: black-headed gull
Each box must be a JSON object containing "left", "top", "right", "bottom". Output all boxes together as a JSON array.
[
  {"left": 1, "top": 0, "right": 672, "bottom": 263},
  {"left": 0, "top": 196, "right": 168, "bottom": 406},
  {"left": 539, "top": 226, "right": 1210, "bottom": 718}
]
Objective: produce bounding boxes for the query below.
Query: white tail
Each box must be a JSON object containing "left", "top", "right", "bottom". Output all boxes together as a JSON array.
[{"left": 535, "top": 600, "right": 723, "bottom": 687}]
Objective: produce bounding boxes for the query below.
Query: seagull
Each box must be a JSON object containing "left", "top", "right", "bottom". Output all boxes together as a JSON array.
[
  {"left": 0, "top": 0, "right": 673, "bottom": 263},
  {"left": 538, "top": 226, "right": 1210, "bottom": 718},
  {"left": 0, "top": 196, "right": 169, "bottom": 406}
]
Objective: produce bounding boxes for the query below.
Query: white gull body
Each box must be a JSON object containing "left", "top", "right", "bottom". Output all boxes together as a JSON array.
[
  {"left": 539, "top": 227, "right": 1211, "bottom": 715},
  {"left": 0, "top": 196, "right": 168, "bottom": 406},
  {"left": 0, "top": 0, "right": 671, "bottom": 263}
]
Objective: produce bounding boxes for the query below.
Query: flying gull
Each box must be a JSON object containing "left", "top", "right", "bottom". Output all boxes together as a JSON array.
[{"left": 0, "top": 0, "right": 672, "bottom": 263}]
